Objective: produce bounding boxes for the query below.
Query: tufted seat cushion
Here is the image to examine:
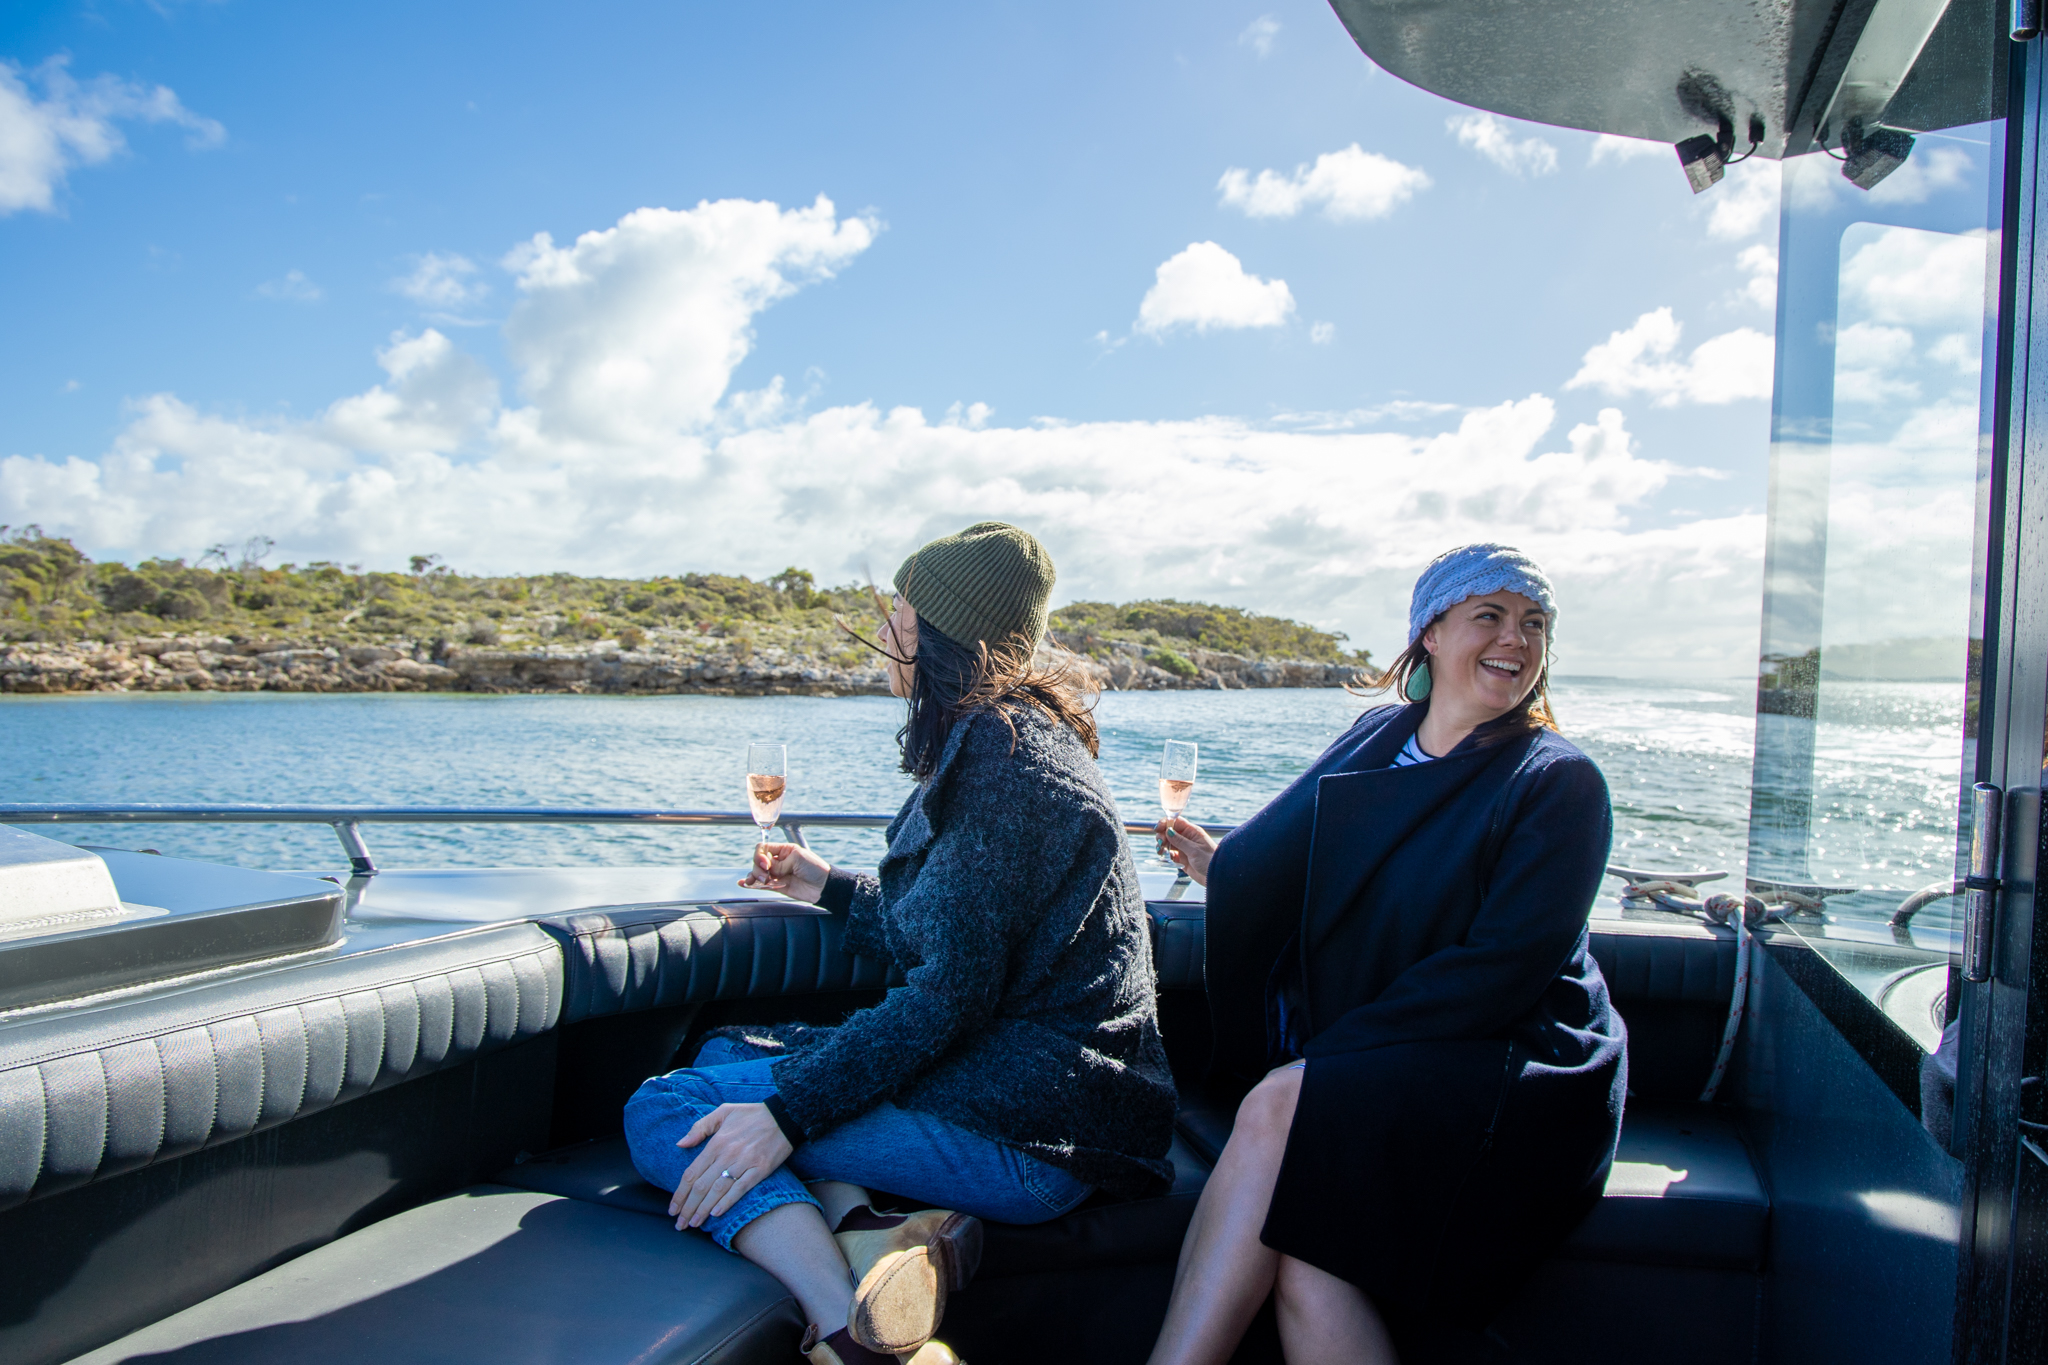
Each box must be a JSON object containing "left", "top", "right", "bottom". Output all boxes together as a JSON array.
[
  {"left": 498, "top": 1099, "right": 1764, "bottom": 1276},
  {"left": 496, "top": 1131, "right": 1214, "bottom": 1277},
  {"left": 1171, "top": 1095, "right": 1766, "bottom": 1271},
  {"left": 0, "top": 921, "right": 562, "bottom": 1211},
  {"left": 1567, "top": 1102, "right": 1767, "bottom": 1269},
  {"left": 494, "top": 1133, "right": 1213, "bottom": 1365},
  {"left": 70, "top": 1185, "right": 804, "bottom": 1365}
]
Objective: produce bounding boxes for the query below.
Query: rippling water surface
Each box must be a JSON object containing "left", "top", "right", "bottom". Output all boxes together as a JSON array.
[{"left": 0, "top": 680, "right": 1956, "bottom": 896}]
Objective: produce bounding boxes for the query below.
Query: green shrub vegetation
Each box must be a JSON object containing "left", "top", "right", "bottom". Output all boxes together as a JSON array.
[
  {"left": 0, "top": 527, "right": 881, "bottom": 647},
  {"left": 1144, "top": 647, "right": 1199, "bottom": 680},
  {"left": 1051, "top": 598, "right": 1369, "bottom": 666},
  {"left": 0, "top": 526, "right": 1369, "bottom": 667}
]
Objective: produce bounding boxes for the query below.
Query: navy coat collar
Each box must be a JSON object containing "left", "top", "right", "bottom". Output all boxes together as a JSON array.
[{"left": 1303, "top": 709, "right": 1539, "bottom": 958}]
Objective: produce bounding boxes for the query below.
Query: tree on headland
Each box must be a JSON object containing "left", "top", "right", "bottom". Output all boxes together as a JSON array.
[{"left": 0, "top": 529, "right": 1368, "bottom": 668}]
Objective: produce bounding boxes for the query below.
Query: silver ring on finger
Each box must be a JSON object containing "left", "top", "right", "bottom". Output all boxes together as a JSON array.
[{"left": 720, "top": 1169, "right": 733, "bottom": 1180}]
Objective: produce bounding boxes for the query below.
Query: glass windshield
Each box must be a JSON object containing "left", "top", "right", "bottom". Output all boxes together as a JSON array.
[{"left": 1746, "top": 124, "right": 2003, "bottom": 1052}]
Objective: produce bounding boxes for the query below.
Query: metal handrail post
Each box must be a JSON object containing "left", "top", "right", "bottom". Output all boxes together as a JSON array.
[{"left": 331, "top": 821, "right": 378, "bottom": 877}]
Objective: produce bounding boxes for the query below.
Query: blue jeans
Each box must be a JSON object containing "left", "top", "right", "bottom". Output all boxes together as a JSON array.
[{"left": 623, "top": 1036, "right": 1095, "bottom": 1250}]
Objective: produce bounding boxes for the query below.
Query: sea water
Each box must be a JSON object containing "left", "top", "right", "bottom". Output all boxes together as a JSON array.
[{"left": 0, "top": 680, "right": 1962, "bottom": 909}]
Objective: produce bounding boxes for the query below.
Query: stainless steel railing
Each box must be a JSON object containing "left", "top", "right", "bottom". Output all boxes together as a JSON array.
[{"left": 0, "top": 804, "right": 1232, "bottom": 877}]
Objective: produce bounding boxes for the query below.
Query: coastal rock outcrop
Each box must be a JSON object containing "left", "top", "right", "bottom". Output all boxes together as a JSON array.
[{"left": 0, "top": 634, "right": 1372, "bottom": 696}]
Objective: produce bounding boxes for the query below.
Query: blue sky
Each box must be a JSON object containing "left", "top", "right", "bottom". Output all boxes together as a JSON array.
[{"left": 0, "top": 0, "right": 1810, "bottom": 670}]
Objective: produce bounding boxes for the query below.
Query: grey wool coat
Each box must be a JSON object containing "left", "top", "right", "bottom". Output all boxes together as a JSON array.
[{"left": 727, "top": 703, "right": 1178, "bottom": 1199}]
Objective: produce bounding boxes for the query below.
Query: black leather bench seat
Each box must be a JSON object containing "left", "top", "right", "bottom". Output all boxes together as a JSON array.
[
  {"left": 62, "top": 1095, "right": 1765, "bottom": 1365},
  {"left": 1172, "top": 1098, "right": 1765, "bottom": 1270},
  {"left": 495, "top": 1131, "right": 1214, "bottom": 1278},
  {"left": 69, "top": 1185, "right": 803, "bottom": 1365},
  {"left": 496, "top": 1098, "right": 1764, "bottom": 1278},
  {"left": 1568, "top": 1103, "right": 1766, "bottom": 1270}
]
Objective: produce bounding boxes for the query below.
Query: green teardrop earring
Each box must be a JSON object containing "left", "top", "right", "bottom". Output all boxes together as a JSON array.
[{"left": 1404, "top": 660, "right": 1432, "bottom": 702}]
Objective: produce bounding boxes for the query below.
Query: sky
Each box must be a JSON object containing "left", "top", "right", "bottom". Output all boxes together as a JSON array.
[{"left": 0, "top": 0, "right": 1855, "bottom": 674}]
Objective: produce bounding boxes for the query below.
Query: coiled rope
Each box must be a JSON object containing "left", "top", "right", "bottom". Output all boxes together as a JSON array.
[{"left": 1607, "top": 867, "right": 1821, "bottom": 1103}]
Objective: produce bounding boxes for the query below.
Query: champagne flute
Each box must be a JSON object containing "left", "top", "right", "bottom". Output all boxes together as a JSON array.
[
  {"left": 745, "top": 742, "right": 788, "bottom": 868},
  {"left": 1158, "top": 740, "right": 1198, "bottom": 864}
]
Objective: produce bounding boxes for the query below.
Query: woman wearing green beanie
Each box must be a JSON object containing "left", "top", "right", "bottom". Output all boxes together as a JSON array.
[{"left": 624, "top": 522, "right": 1177, "bottom": 1365}]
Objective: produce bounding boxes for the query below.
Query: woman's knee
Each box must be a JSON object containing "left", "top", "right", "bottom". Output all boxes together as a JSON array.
[
  {"left": 1273, "top": 1254, "right": 1364, "bottom": 1315},
  {"left": 1231, "top": 1070, "right": 1302, "bottom": 1151},
  {"left": 1272, "top": 1253, "right": 1317, "bottom": 1305},
  {"left": 623, "top": 1070, "right": 716, "bottom": 1135}
]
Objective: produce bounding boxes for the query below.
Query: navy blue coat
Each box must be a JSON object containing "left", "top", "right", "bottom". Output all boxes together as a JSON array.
[{"left": 1204, "top": 701, "right": 1626, "bottom": 1324}]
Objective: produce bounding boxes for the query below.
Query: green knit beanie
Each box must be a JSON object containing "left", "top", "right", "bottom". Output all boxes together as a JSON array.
[{"left": 894, "top": 521, "right": 1056, "bottom": 651}]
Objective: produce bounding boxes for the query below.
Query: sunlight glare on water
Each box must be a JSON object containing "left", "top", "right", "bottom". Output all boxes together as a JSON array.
[
  {"left": 0, "top": 678, "right": 1960, "bottom": 902},
  {"left": 5, "top": 680, "right": 1760, "bottom": 878}
]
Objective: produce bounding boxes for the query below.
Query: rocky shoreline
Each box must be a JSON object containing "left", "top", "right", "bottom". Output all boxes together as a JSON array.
[{"left": 0, "top": 636, "right": 1373, "bottom": 696}]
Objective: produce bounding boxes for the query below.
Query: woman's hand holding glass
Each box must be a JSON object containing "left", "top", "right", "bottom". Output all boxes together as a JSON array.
[
  {"left": 669, "top": 1102, "right": 794, "bottom": 1229},
  {"left": 1157, "top": 818, "right": 1219, "bottom": 885},
  {"left": 738, "top": 842, "right": 831, "bottom": 903}
]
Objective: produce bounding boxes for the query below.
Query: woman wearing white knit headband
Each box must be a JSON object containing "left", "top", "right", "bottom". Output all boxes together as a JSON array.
[{"left": 1153, "top": 544, "right": 1626, "bottom": 1365}]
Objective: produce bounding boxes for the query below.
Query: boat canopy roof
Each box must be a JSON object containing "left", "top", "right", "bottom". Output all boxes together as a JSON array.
[{"left": 1327, "top": 0, "right": 2007, "bottom": 158}]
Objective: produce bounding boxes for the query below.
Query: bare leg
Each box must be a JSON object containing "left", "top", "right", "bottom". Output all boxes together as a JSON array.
[
  {"left": 1274, "top": 1254, "right": 1397, "bottom": 1365},
  {"left": 730, "top": 1201, "right": 856, "bottom": 1335},
  {"left": 1146, "top": 1068, "right": 1302, "bottom": 1365},
  {"left": 809, "top": 1179, "right": 872, "bottom": 1230}
]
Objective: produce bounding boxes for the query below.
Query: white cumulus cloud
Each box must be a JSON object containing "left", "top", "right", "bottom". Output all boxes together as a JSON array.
[
  {"left": 256, "top": 270, "right": 322, "bottom": 303},
  {"left": 1706, "top": 160, "right": 1780, "bottom": 240},
  {"left": 1589, "top": 134, "right": 1666, "bottom": 166},
  {"left": 0, "top": 56, "right": 223, "bottom": 215},
  {"left": 323, "top": 330, "right": 501, "bottom": 454},
  {"left": 3, "top": 195, "right": 1769, "bottom": 674},
  {"left": 1841, "top": 226, "right": 1989, "bottom": 330},
  {"left": 1238, "top": 16, "right": 1280, "bottom": 57},
  {"left": 394, "top": 253, "right": 486, "bottom": 310},
  {"left": 1833, "top": 321, "right": 1918, "bottom": 406},
  {"left": 1135, "top": 242, "right": 1295, "bottom": 336},
  {"left": 500, "top": 194, "right": 877, "bottom": 442},
  {"left": 1734, "top": 244, "right": 1778, "bottom": 310},
  {"left": 1447, "top": 112, "right": 1557, "bottom": 177},
  {"left": 1217, "top": 144, "right": 1430, "bottom": 222},
  {"left": 1866, "top": 145, "right": 1973, "bottom": 206},
  {"left": 1566, "top": 307, "right": 1775, "bottom": 406},
  {"left": 1929, "top": 332, "right": 1982, "bottom": 373}
]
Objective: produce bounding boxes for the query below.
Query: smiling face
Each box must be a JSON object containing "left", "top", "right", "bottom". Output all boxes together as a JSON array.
[
  {"left": 880, "top": 594, "right": 919, "bottom": 699},
  {"left": 1420, "top": 590, "right": 1549, "bottom": 725}
]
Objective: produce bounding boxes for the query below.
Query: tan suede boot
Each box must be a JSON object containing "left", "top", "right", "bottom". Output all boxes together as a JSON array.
[
  {"left": 801, "top": 1325, "right": 964, "bottom": 1365},
  {"left": 845, "top": 1245, "right": 942, "bottom": 1355},
  {"left": 834, "top": 1206, "right": 984, "bottom": 1296}
]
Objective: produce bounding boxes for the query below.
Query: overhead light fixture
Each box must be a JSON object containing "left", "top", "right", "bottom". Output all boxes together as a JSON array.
[
  {"left": 1676, "top": 113, "right": 1764, "bottom": 195},
  {"left": 1839, "top": 117, "right": 1915, "bottom": 191},
  {"left": 1676, "top": 134, "right": 1725, "bottom": 193}
]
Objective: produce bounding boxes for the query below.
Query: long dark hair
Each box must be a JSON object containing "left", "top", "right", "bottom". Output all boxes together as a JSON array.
[
  {"left": 868, "top": 615, "right": 1101, "bottom": 780},
  {"left": 1357, "top": 624, "right": 1559, "bottom": 740}
]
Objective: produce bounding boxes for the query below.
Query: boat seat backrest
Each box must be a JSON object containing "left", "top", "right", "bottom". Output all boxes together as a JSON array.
[
  {"left": 542, "top": 900, "right": 1736, "bottom": 1027},
  {"left": 1591, "top": 926, "right": 1739, "bottom": 1000},
  {"left": 1148, "top": 904, "right": 1738, "bottom": 1098},
  {"left": 1148, "top": 903, "right": 1736, "bottom": 998},
  {"left": 0, "top": 922, "right": 559, "bottom": 1211},
  {"left": 0, "top": 896, "right": 1732, "bottom": 1214},
  {"left": 541, "top": 904, "right": 904, "bottom": 1022}
]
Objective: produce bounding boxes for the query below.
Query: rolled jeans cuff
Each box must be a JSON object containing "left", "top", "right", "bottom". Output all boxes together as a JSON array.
[{"left": 702, "top": 1179, "right": 817, "bottom": 1252}]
